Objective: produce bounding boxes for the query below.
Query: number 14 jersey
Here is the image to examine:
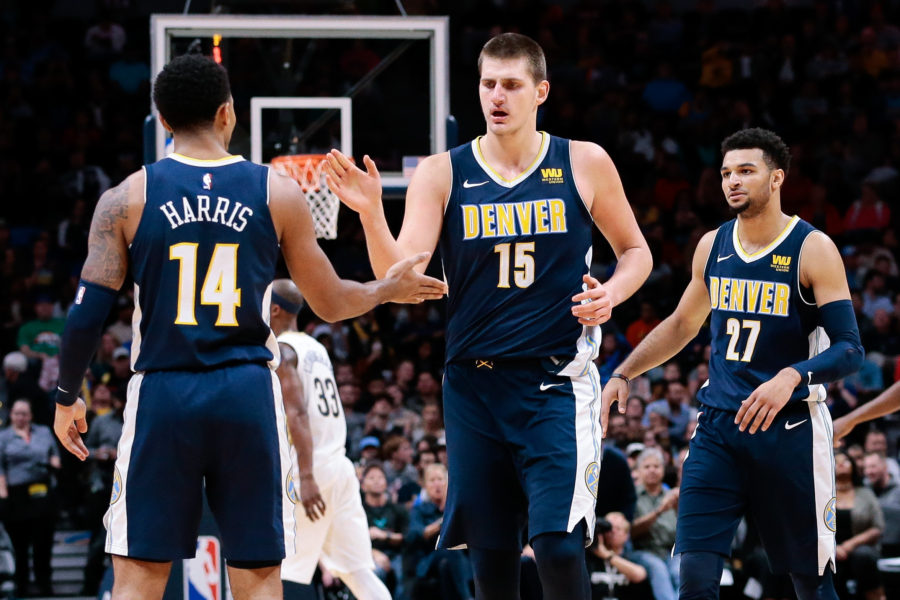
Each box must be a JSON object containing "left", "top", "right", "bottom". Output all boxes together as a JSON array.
[
  {"left": 698, "top": 216, "right": 828, "bottom": 411},
  {"left": 130, "top": 154, "right": 280, "bottom": 372}
]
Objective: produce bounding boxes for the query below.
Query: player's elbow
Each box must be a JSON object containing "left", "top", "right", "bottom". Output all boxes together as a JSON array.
[{"left": 845, "top": 342, "right": 865, "bottom": 374}]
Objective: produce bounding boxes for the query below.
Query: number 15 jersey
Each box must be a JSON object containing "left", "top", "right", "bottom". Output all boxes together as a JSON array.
[
  {"left": 439, "top": 133, "right": 599, "bottom": 371},
  {"left": 129, "top": 154, "right": 280, "bottom": 372}
]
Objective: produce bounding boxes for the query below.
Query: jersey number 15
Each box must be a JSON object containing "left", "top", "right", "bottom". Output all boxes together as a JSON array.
[{"left": 170, "top": 243, "right": 242, "bottom": 326}]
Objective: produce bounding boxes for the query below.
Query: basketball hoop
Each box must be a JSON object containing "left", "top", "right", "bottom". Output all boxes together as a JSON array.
[{"left": 271, "top": 154, "right": 341, "bottom": 239}]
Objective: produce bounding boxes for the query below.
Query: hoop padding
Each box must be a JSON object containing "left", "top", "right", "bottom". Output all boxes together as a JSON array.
[{"left": 271, "top": 154, "right": 340, "bottom": 239}]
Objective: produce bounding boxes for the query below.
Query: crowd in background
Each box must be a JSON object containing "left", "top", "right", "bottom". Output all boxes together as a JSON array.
[{"left": 1, "top": 0, "right": 900, "bottom": 598}]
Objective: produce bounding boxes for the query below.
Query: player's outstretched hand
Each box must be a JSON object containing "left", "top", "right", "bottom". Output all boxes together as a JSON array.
[
  {"left": 572, "top": 275, "right": 613, "bottom": 326},
  {"left": 735, "top": 367, "right": 802, "bottom": 434},
  {"left": 383, "top": 252, "right": 448, "bottom": 304},
  {"left": 324, "top": 150, "right": 382, "bottom": 217},
  {"left": 54, "top": 399, "right": 89, "bottom": 461},
  {"left": 300, "top": 475, "right": 327, "bottom": 522},
  {"left": 600, "top": 376, "right": 628, "bottom": 438}
]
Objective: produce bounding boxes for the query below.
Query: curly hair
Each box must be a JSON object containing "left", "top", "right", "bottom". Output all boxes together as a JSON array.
[
  {"left": 721, "top": 127, "right": 791, "bottom": 175},
  {"left": 152, "top": 54, "right": 231, "bottom": 132}
]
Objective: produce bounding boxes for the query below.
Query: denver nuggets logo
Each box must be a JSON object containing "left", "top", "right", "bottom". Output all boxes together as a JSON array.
[
  {"left": 286, "top": 471, "right": 300, "bottom": 505},
  {"left": 109, "top": 467, "right": 123, "bottom": 505},
  {"left": 824, "top": 497, "right": 836, "bottom": 532},
  {"left": 202, "top": 173, "right": 213, "bottom": 190},
  {"left": 585, "top": 462, "right": 600, "bottom": 499}
]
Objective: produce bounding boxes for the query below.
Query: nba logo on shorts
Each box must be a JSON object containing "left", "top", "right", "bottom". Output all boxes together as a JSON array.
[{"left": 184, "top": 536, "right": 221, "bottom": 600}]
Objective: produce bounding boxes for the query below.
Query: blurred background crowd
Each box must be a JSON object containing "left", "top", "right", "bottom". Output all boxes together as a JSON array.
[{"left": 2, "top": 0, "right": 900, "bottom": 598}]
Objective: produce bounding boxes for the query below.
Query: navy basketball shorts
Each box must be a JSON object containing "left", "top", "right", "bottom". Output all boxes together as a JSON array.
[
  {"left": 439, "top": 358, "right": 602, "bottom": 551},
  {"left": 675, "top": 401, "right": 835, "bottom": 575},
  {"left": 104, "top": 362, "right": 297, "bottom": 562}
]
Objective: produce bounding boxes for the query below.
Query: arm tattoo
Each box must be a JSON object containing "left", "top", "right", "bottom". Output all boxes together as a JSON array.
[{"left": 81, "top": 180, "right": 131, "bottom": 289}]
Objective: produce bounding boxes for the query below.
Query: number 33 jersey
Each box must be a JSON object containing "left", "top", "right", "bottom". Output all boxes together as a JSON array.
[
  {"left": 697, "top": 216, "right": 828, "bottom": 411},
  {"left": 440, "top": 133, "right": 598, "bottom": 367},
  {"left": 129, "top": 154, "right": 280, "bottom": 372},
  {"left": 277, "top": 331, "right": 346, "bottom": 473}
]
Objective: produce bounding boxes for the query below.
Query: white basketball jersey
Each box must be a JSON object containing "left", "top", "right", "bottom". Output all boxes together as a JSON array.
[{"left": 278, "top": 331, "right": 347, "bottom": 476}]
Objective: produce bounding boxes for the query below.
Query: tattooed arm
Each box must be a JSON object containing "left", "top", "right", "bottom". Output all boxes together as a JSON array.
[
  {"left": 55, "top": 172, "right": 141, "bottom": 460},
  {"left": 80, "top": 175, "right": 134, "bottom": 288}
]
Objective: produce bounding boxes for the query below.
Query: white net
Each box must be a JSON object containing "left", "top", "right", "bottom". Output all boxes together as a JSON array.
[{"left": 271, "top": 155, "right": 340, "bottom": 239}]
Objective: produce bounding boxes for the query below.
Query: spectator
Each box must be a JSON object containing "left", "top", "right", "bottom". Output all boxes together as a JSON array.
[
  {"left": 0, "top": 399, "right": 60, "bottom": 597},
  {"left": 359, "top": 436, "right": 382, "bottom": 466},
  {"left": 340, "top": 381, "right": 366, "bottom": 457},
  {"left": 1, "top": 351, "right": 48, "bottom": 426},
  {"left": 361, "top": 463, "right": 408, "bottom": 594},
  {"left": 844, "top": 183, "right": 891, "bottom": 238},
  {"left": 625, "top": 301, "right": 661, "bottom": 349},
  {"left": 17, "top": 293, "right": 64, "bottom": 391},
  {"left": 381, "top": 435, "right": 419, "bottom": 497},
  {"left": 404, "top": 463, "right": 472, "bottom": 600},
  {"left": 411, "top": 399, "right": 444, "bottom": 445},
  {"left": 104, "top": 295, "right": 133, "bottom": 345},
  {"left": 833, "top": 450, "right": 885, "bottom": 600},
  {"left": 863, "top": 451, "right": 900, "bottom": 557},
  {"left": 629, "top": 448, "right": 679, "bottom": 600},
  {"left": 860, "top": 270, "right": 894, "bottom": 320},
  {"left": 643, "top": 379, "right": 697, "bottom": 443},
  {"left": 586, "top": 512, "right": 650, "bottom": 600},
  {"left": 864, "top": 429, "right": 900, "bottom": 482}
]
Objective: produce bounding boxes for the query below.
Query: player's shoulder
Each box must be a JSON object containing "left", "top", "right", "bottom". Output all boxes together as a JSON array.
[
  {"left": 408, "top": 151, "right": 452, "bottom": 197},
  {"left": 568, "top": 140, "right": 616, "bottom": 177}
]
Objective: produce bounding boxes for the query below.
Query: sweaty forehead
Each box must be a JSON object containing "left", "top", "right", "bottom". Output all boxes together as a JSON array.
[{"left": 721, "top": 148, "right": 766, "bottom": 170}]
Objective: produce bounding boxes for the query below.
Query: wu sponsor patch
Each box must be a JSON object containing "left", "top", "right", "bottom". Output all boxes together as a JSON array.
[
  {"left": 540, "top": 167, "right": 564, "bottom": 184},
  {"left": 771, "top": 254, "right": 791, "bottom": 273}
]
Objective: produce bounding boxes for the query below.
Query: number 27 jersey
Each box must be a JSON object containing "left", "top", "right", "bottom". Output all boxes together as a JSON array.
[
  {"left": 129, "top": 154, "right": 280, "bottom": 372},
  {"left": 697, "top": 216, "right": 828, "bottom": 411}
]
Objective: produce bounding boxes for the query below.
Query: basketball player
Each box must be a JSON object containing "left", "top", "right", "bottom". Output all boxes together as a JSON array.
[
  {"left": 51, "top": 54, "right": 446, "bottom": 600},
  {"left": 325, "top": 33, "right": 652, "bottom": 600},
  {"left": 832, "top": 380, "right": 900, "bottom": 443},
  {"left": 269, "top": 279, "right": 391, "bottom": 600},
  {"left": 601, "top": 128, "right": 864, "bottom": 600}
]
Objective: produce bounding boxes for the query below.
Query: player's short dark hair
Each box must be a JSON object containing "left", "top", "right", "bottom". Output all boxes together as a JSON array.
[
  {"left": 721, "top": 128, "right": 791, "bottom": 175},
  {"left": 478, "top": 33, "right": 547, "bottom": 83},
  {"left": 152, "top": 54, "right": 231, "bottom": 132}
]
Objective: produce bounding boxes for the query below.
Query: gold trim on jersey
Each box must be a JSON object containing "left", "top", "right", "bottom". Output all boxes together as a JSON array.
[
  {"left": 471, "top": 132, "right": 549, "bottom": 188},
  {"left": 732, "top": 215, "right": 800, "bottom": 263},
  {"left": 168, "top": 153, "right": 245, "bottom": 167}
]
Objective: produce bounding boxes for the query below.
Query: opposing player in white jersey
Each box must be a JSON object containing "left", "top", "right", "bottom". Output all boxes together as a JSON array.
[{"left": 270, "top": 279, "right": 391, "bottom": 600}]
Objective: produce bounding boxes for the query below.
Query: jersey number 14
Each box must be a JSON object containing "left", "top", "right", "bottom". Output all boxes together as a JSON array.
[{"left": 170, "top": 243, "right": 242, "bottom": 326}]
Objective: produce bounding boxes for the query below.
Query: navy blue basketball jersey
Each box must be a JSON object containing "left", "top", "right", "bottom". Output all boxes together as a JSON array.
[
  {"left": 129, "top": 154, "right": 280, "bottom": 372},
  {"left": 697, "top": 216, "right": 827, "bottom": 411},
  {"left": 439, "top": 133, "right": 598, "bottom": 367}
]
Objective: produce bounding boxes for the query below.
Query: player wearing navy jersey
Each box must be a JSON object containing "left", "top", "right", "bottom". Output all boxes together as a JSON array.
[
  {"left": 602, "top": 128, "right": 863, "bottom": 600},
  {"left": 52, "top": 54, "right": 446, "bottom": 600},
  {"left": 325, "top": 33, "right": 652, "bottom": 600}
]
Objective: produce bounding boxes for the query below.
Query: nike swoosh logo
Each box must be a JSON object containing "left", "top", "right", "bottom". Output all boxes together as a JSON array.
[
  {"left": 463, "top": 179, "right": 489, "bottom": 188},
  {"left": 717, "top": 254, "right": 734, "bottom": 262},
  {"left": 785, "top": 419, "right": 808, "bottom": 430},
  {"left": 540, "top": 382, "right": 565, "bottom": 391}
]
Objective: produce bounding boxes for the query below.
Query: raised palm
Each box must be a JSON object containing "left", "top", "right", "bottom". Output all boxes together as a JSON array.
[{"left": 323, "top": 150, "right": 382, "bottom": 216}]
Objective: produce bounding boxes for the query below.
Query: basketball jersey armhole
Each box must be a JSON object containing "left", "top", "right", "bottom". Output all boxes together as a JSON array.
[
  {"left": 566, "top": 140, "right": 597, "bottom": 226},
  {"left": 796, "top": 230, "right": 817, "bottom": 306},
  {"left": 702, "top": 225, "right": 726, "bottom": 281},
  {"left": 129, "top": 166, "right": 152, "bottom": 252},
  {"left": 442, "top": 152, "right": 454, "bottom": 216}
]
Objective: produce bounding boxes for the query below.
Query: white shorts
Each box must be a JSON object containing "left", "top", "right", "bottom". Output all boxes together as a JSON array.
[{"left": 281, "top": 456, "right": 375, "bottom": 583}]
